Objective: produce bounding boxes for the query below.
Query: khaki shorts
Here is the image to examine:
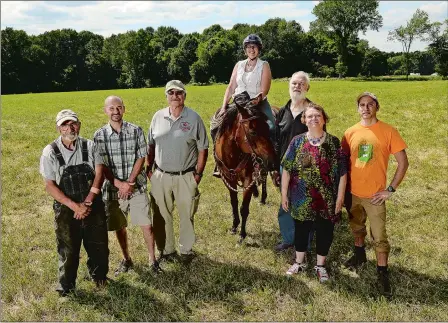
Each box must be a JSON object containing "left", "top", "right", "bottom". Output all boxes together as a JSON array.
[
  {"left": 105, "top": 191, "right": 152, "bottom": 231},
  {"left": 348, "top": 194, "right": 390, "bottom": 253}
]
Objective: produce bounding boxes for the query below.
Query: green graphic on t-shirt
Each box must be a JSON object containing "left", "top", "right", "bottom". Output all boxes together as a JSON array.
[{"left": 358, "top": 144, "right": 373, "bottom": 163}]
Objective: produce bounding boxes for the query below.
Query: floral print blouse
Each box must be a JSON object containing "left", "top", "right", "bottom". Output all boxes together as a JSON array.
[{"left": 281, "top": 133, "right": 347, "bottom": 223}]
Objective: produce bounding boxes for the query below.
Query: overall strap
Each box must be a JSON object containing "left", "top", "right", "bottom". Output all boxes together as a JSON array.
[
  {"left": 50, "top": 142, "right": 65, "bottom": 166},
  {"left": 81, "top": 138, "right": 88, "bottom": 163}
]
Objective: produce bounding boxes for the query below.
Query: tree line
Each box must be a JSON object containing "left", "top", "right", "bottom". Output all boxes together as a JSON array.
[{"left": 1, "top": 0, "right": 447, "bottom": 95}]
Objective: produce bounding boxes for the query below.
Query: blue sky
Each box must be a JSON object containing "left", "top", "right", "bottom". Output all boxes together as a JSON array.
[{"left": 1, "top": 1, "right": 447, "bottom": 52}]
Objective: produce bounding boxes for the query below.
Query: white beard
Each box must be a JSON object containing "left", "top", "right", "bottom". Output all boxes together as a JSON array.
[
  {"left": 290, "top": 90, "right": 307, "bottom": 103},
  {"left": 62, "top": 133, "right": 78, "bottom": 142}
]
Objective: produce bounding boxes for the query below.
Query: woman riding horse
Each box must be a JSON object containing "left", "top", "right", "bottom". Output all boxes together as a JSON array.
[{"left": 213, "top": 34, "right": 275, "bottom": 177}]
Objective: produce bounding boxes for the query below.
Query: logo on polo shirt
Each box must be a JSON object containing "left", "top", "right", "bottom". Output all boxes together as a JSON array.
[{"left": 180, "top": 121, "right": 191, "bottom": 132}]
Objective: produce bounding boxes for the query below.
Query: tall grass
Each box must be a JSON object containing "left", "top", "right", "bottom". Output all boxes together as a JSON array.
[{"left": 2, "top": 80, "right": 447, "bottom": 321}]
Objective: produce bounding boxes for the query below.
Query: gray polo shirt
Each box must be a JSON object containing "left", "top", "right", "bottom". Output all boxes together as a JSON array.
[
  {"left": 148, "top": 106, "right": 209, "bottom": 172},
  {"left": 40, "top": 136, "right": 102, "bottom": 185}
]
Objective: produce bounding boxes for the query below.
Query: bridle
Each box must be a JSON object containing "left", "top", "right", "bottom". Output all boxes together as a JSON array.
[{"left": 214, "top": 112, "right": 266, "bottom": 192}]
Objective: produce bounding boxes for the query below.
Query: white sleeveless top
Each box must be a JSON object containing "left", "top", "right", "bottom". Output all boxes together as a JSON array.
[{"left": 234, "top": 58, "right": 266, "bottom": 99}]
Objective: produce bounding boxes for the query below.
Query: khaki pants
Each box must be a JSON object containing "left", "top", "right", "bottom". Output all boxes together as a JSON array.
[
  {"left": 150, "top": 169, "right": 200, "bottom": 255},
  {"left": 348, "top": 194, "right": 390, "bottom": 253}
]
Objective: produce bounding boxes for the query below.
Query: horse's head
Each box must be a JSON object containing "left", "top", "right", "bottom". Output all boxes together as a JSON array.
[{"left": 234, "top": 100, "right": 276, "bottom": 169}]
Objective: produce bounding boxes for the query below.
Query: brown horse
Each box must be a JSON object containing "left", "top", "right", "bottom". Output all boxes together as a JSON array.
[{"left": 213, "top": 94, "right": 277, "bottom": 243}]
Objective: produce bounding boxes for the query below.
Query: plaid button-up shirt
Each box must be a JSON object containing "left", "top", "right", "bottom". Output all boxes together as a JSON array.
[{"left": 94, "top": 121, "right": 148, "bottom": 200}]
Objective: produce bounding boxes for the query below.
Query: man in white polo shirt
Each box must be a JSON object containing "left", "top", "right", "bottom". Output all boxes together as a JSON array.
[{"left": 146, "top": 80, "right": 209, "bottom": 264}]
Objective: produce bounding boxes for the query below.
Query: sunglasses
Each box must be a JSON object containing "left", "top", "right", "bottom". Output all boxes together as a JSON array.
[
  {"left": 167, "top": 90, "right": 184, "bottom": 96},
  {"left": 60, "top": 121, "right": 80, "bottom": 130}
]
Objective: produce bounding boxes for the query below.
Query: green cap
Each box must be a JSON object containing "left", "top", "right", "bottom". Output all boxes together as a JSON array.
[{"left": 165, "top": 80, "right": 186, "bottom": 94}]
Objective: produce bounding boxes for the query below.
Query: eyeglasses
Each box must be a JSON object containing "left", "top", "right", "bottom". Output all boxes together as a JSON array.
[
  {"left": 167, "top": 90, "right": 184, "bottom": 96},
  {"left": 245, "top": 45, "right": 258, "bottom": 50},
  {"left": 60, "top": 121, "right": 80, "bottom": 130}
]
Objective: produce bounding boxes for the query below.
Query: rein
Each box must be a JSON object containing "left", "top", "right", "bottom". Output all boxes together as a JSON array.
[{"left": 214, "top": 113, "right": 265, "bottom": 192}]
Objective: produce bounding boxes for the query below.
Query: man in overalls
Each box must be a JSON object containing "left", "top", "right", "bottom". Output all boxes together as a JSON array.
[{"left": 40, "top": 109, "right": 109, "bottom": 296}]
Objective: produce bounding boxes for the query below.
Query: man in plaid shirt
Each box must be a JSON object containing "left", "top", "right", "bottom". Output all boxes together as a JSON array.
[{"left": 94, "top": 95, "right": 160, "bottom": 275}]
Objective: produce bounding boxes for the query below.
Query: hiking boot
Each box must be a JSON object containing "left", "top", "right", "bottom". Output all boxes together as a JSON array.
[
  {"left": 286, "top": 262, "right": 307, "bottom": 276},
  {"left": 150, "top": 260, "right": 163, "bottom": 274},
  {"left": 377, "top": 270, "right": 392, "bottom": 299},
  {"left": 344, "top": 247, "right": 367, "bottom": 269},
  {"left": 180, "top": 252, "right": 196, "bottom": 265},
  {"left": 157, "top": 251, "right": 178, "bottom": 263},
  {"left": 57, "top": 289, "right": 73, "bottom": 297},
  {"left": 314, "top": 265, "right": 330, "bottom": 283},
  {"left": 114, "top": 259, "right": 134, "bottom": 276},
  {"left": 95, "top": 277, "right": 113, "bottom": 288},
  {"left": 274, "top": 242, "right": 293, "bottom": 253}
]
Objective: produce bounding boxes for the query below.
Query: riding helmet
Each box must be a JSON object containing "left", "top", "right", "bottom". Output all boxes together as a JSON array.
[{"left": 243, "top": 34, "right": 263, "bottom": 51}]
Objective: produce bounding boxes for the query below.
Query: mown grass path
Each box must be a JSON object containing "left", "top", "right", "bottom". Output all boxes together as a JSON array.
[{"left": 2, "top": 80, "right": 447, "bottom": 321}]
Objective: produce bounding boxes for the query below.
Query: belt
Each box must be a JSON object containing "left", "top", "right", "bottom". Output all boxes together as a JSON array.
[{"left": 156, "top": 166, "right": 196, "bottom": 176}]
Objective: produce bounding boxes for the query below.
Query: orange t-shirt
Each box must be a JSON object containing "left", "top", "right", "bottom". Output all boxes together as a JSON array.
[{"left": 342, "top": 120, "right": 407, "bottom": 198}]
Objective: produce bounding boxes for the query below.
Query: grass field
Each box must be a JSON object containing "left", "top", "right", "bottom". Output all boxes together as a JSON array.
[{"left": 2, "top": 80, "right": 448, "bottom": 321}]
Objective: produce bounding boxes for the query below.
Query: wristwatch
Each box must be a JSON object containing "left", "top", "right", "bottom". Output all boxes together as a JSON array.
[
  {"left": 387, "top": 185, "right": 396, "bottom": 193},
  {"left": 193, "top": 171, "right": 203, "bottom": 178}
]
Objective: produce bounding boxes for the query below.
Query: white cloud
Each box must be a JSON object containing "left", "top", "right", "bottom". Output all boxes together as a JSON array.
[
  {"left": 256, "top": 3, "right": 310, "bottom": 18},
  {"left": 1, "top": 1, "right": 238, "bottom": 36}
]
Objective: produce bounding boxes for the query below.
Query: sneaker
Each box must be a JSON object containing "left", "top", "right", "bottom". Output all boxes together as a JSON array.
[
  {"left": 114, "top": 258, "right": 134, "bottom": 276},
  {"left": 286, "top": 262, "right": 307, "bottom": 275},
  {"left": 314, "top": 266, "right": 329, "bottom": 283},
  {"left": 377, "top": 270, "right": 392, "bottom": 298},
  {"left": 274, "top": 242, "right": 293, "bottom": 253},
  {"left": 157, "top": 251, "right": 178, "bottom": 263},
  {"left": 150, "top": 261, "right": 163, "bottom": 274},
  {"left": 344, "top": 248, "right": 367, "bottom": 269}
]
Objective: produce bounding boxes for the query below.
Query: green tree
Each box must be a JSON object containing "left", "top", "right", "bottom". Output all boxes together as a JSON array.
[
  {"left": 310, "top": 0, "right": 382, "bottom": 78},
  {"left": 387, "top": 9, "right": 431, "bottom": 79},
  {"left": 1, "top": 28, "right": 32, "bottom": 94},
  {"left": 361, "top": 47, "right": 389, "bottom": 76},
  {"left": 427, "top": 19, "right": 448, "bottom": 76},
  {"left": 168, "top": 33, "right": 200, "bottom": 82}
]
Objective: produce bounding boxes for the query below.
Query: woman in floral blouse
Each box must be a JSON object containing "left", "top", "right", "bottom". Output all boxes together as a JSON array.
[{"left": 281, "top": 104, "right": 347, "bottom": 282}]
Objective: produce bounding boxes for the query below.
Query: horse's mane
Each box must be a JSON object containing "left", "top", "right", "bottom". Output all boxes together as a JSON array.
[{"left": 216, "top": 96, "right": 267, "bottom": 139}]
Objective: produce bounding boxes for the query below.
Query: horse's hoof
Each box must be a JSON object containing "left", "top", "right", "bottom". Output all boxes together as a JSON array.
[
  {"left": 230, "top": 227, "right": 238, "bottom": 235},
  {"left": 237, "top": 237, "right": 245, "bottom": 244},
  {"left": 260, "top": 200, "right": 267, "bottom": 205}
]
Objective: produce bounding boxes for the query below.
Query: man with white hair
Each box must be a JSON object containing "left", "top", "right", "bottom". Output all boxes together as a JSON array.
[
  {"left": 40, "top": 109, "right": 109, "bottom": 296},
  {"left": 274, "top": 71, "right": 317, "bottom": 252}
]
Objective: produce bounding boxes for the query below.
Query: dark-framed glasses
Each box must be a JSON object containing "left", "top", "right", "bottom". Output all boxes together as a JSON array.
[
  {"left": 167, "top": 90, "right": 184, "bottom": 96},
  {"left": 60, "top": 121, "right": 80, "bottom": 130}
]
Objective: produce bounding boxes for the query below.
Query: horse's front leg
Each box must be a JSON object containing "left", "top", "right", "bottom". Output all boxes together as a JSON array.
[
  {"left": 229, "top": 187, "right": 240, "bottom": 234},
  {"left": 261, "top": 175, "right": 267, "bottom": 205},
  {"left": 239, "top": 186, "right": 253, "bottom": 243}
]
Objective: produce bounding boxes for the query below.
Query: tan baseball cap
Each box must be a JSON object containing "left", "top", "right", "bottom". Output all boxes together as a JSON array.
[
  {"left": 56, "top": 109, "right": 79, "bottom": 126},
  {"left": 165, "top": 80, "right": 186, "bottom": 94},
  {"left": 357, "top": 92, "right": 380, "bottom": 108}
]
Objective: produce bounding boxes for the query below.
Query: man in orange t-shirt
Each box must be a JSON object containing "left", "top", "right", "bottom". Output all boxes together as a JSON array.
[{"left": 341, "top": 92, "right": 409, "bottom": 298}]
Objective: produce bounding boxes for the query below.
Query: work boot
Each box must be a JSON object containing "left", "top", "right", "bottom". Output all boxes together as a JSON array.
[
  {"left": 157, "top": 251, "right": 178, "bottom": 263},
  {"left": 377, "top": 268, "right": 392, "bottom": 299},
  {"left": 344, "top": 246, "right": 367, "bottom": 269}
]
